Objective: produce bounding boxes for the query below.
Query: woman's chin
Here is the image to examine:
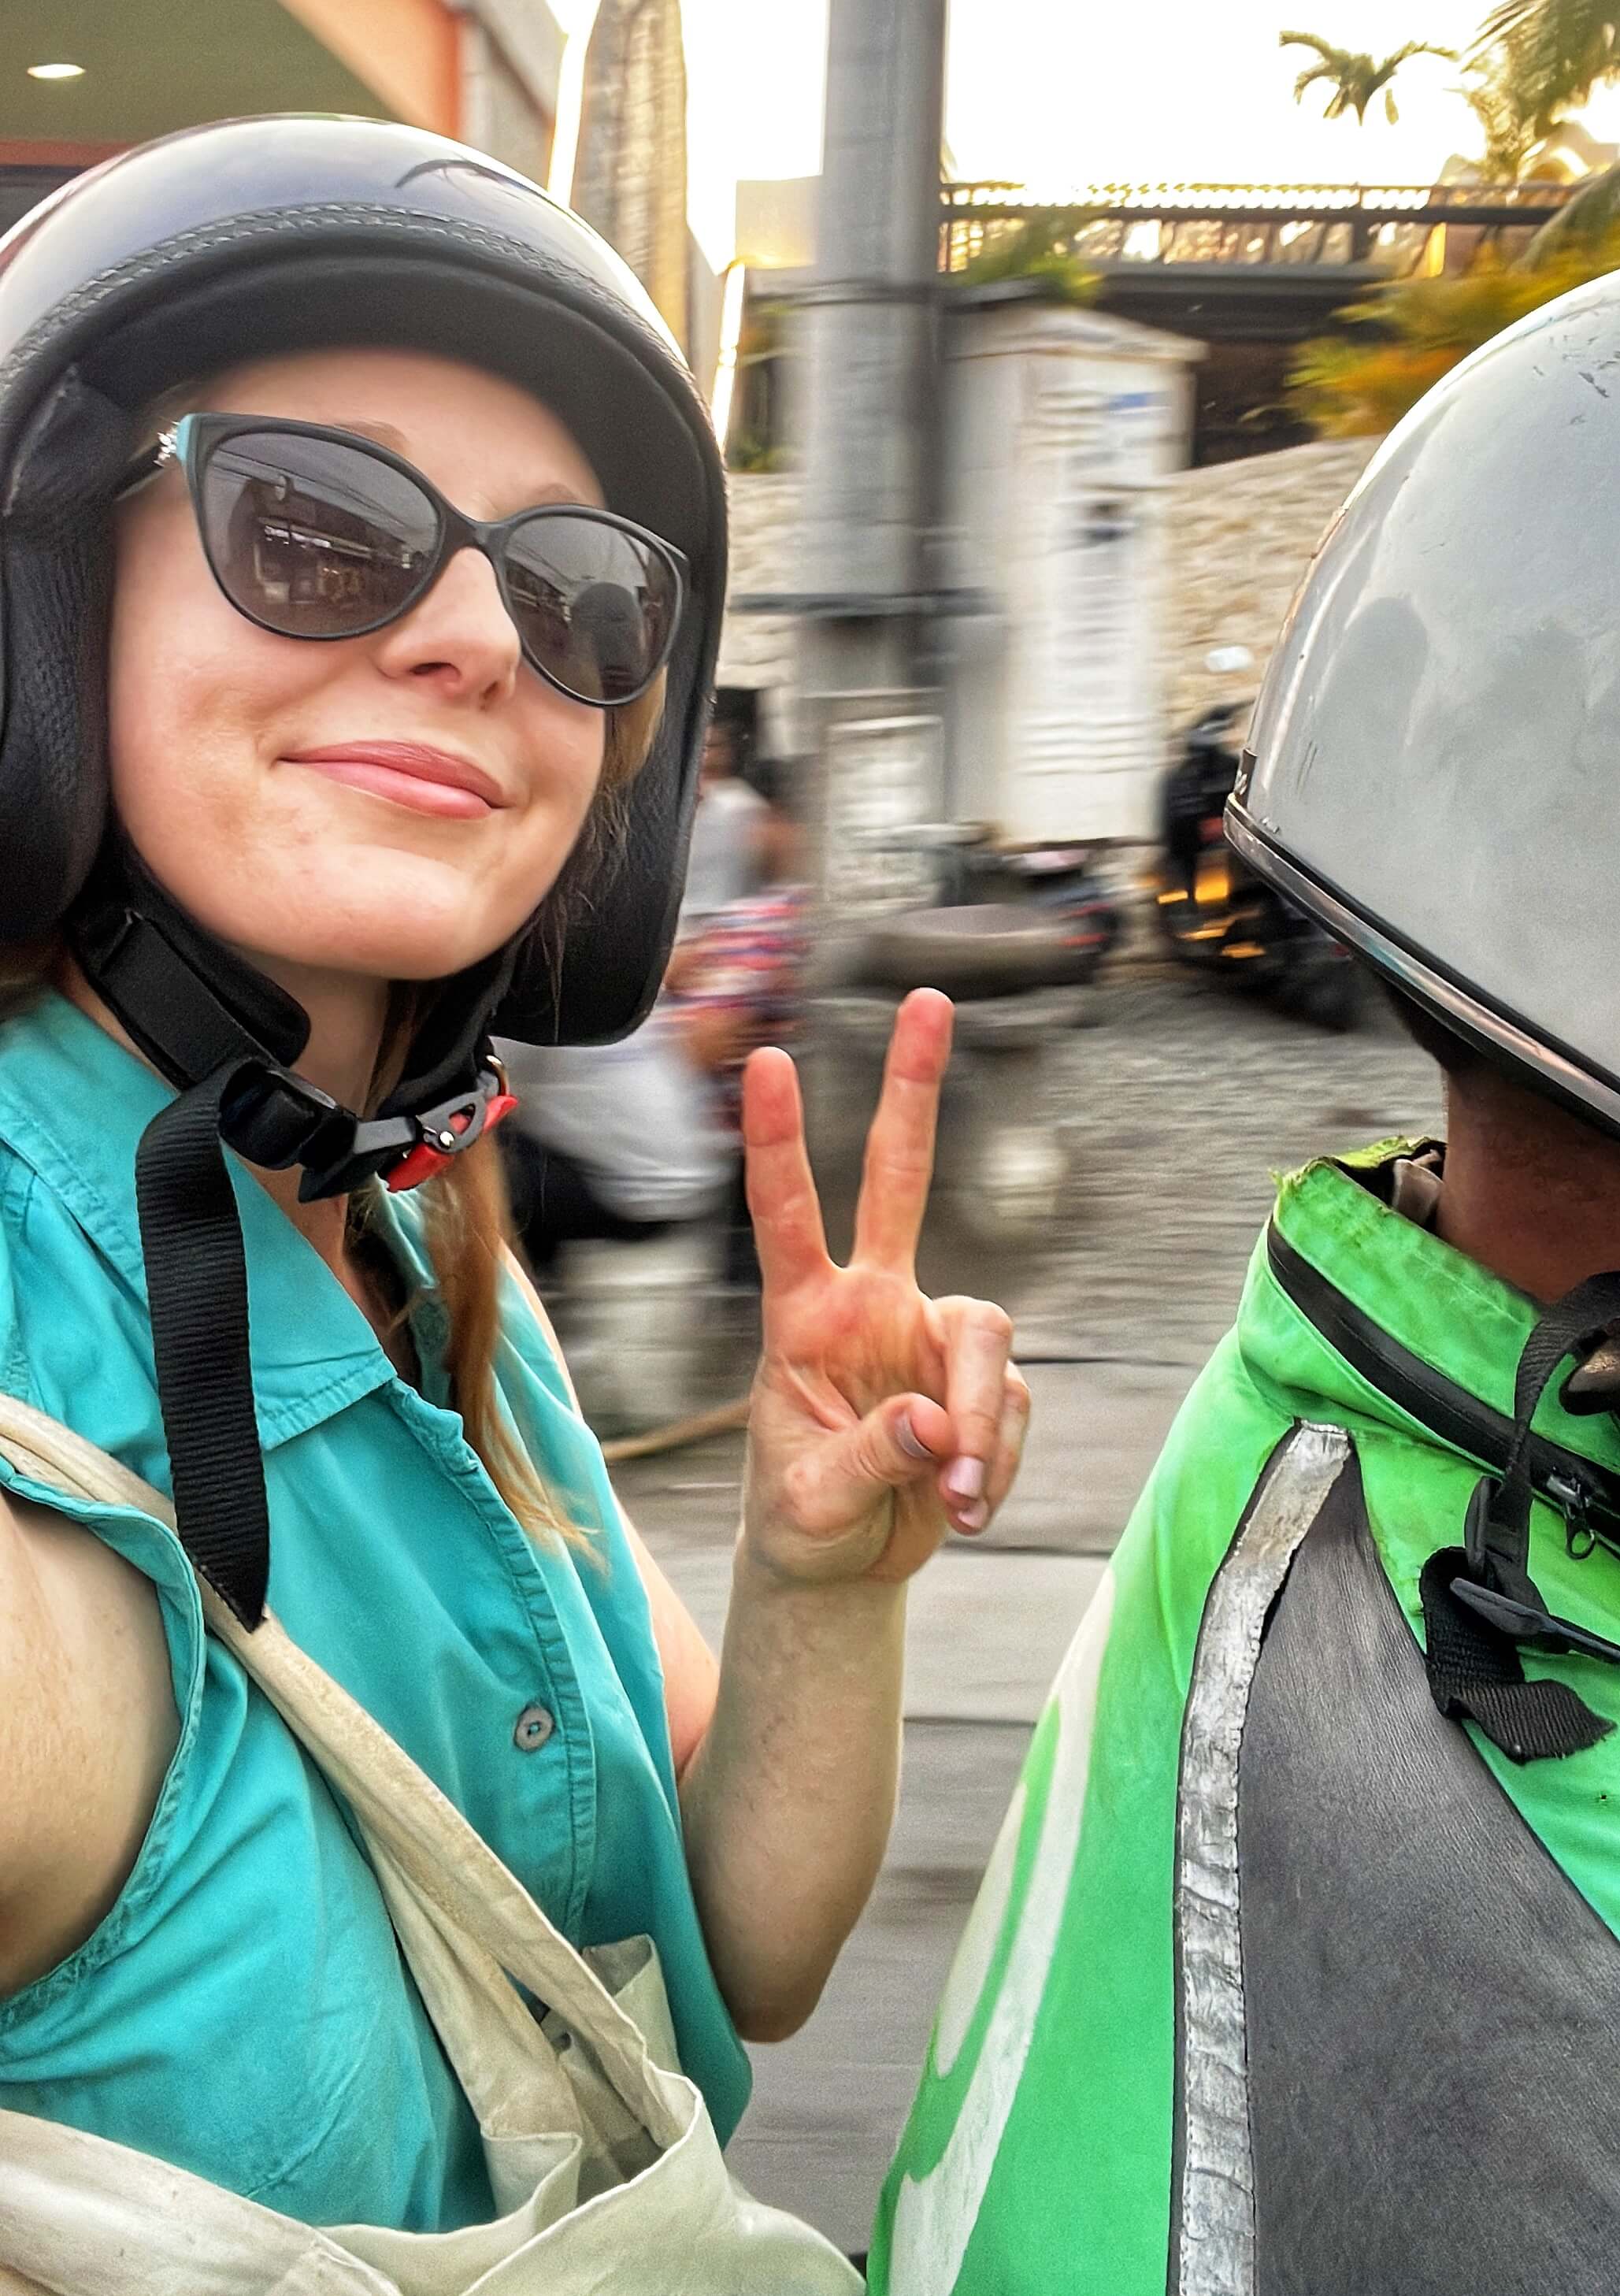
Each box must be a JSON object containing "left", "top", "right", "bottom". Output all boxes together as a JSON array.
[
  {"left": 244, "top": 919, "right": 525, "bottom": 985},
  {"left": 181, "top": 871, "right": 549, "bottom": 989}
]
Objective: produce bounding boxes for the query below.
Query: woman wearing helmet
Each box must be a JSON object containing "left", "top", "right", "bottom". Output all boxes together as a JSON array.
[{"left": 0, "top": 119, "right": 1028, "bottom": 2278}]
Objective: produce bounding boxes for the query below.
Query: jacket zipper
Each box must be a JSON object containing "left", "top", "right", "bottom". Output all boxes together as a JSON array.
[{"left": 1266, "top": 1222, "right": 1620, "bottom": 1561}]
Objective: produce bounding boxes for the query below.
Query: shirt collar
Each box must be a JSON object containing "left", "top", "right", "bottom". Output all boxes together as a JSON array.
[{"left": 0, "top": 989, "right": 398, "bottom": 1443}]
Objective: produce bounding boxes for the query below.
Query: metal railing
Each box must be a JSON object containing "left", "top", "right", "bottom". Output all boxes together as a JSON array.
[{"left": 940, "top": 177, "right": 1574, "bottom": 273}]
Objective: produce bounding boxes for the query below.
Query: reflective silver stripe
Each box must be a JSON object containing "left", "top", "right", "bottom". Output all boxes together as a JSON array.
[{"left": 1173, "top": 1422, "right": 1351, "bottom": 2296}]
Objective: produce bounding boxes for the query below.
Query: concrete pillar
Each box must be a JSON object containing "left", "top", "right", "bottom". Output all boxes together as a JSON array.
[{"left": 793, "top": 0, "right": 950, "bottom": 892}]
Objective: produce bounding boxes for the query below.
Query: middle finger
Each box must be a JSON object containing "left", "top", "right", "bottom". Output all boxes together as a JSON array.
[{"left": 851, "top": 988, "right": 954, "bottom": 1273}]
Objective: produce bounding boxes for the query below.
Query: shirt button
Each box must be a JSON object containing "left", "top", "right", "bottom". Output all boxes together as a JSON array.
[{"left": 513, "top": 1703, "right": 554, "bottom": 1752}]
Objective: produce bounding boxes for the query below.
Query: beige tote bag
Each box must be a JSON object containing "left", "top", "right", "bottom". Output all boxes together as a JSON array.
[{"left": 0, "top": 1393, "right": 862, "bottom": 2294}]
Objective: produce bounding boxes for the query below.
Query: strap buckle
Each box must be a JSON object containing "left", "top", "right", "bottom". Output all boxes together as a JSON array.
[
  {"left": 386, "top": 1056, "right": 517, "bottom": 1193},
  {"left": 226, "top": 1055, "right": 517, "bottom": 1200}
]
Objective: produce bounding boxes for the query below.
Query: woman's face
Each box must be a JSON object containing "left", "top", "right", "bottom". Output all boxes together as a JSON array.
[{"left": 108, "top": 347, "right": 609, "bottom": 988}]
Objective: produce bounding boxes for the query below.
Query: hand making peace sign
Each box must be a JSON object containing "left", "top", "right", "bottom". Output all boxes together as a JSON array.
[{"left": 739, "top": 988, "right": 1030, "bottom": 1586}]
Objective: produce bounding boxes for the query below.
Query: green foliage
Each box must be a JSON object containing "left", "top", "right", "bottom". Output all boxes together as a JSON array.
[
  {"left": 1280, "top": 30, "right": 1457, "bottom": 125},
  {"left": 735, "top": 298, "right": 792, "bottom": 370},
  {"left": 956, "top": 213, "right": 1102, "bottom": 305},
  {"left": 1455, "top": 37, "right": 1553, "bottom": 175},
  {"left": 1477, "top": 0, "right": 1620, "bottom": 127},
  {"left": 726, "top": 432, "right": 793, "bottom": 473},
  {"left": 1524, "top": 158, "right": 1620, "bottom": 256},
  {"left": 1289, "top": 229, "right": 1620, "bottom": 433}
]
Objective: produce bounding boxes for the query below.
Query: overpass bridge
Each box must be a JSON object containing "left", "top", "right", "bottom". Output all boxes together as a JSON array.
[
  {"left": 941, "top": 176, "right": 1573, "bottom": 273},
  {"left": 940, "top": 179, "right": 1577, "bottom": 459}
]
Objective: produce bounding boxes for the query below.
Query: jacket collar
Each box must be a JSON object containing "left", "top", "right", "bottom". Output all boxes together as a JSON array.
[{"left": 1244, "top": 1141, "right": 1620, "bottom": 1506}]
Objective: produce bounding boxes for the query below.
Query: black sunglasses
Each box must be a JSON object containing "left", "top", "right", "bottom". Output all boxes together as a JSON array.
[{"left": 117, "top": 413, "right": 688, "bottom": 708}]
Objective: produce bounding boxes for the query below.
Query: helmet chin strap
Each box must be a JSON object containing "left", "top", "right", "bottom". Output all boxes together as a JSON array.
[
  {"left": 65, "top": 836, "right": 521, "bottom": 1628},
  {"left": 69, "top": 836, "right": 519, "bottom": 1198}
]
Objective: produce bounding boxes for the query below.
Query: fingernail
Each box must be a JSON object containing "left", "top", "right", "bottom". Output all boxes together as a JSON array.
[
  {"left": 944, "top": 1456, "right": 984, "bottom": 1502},
  {"left": 898, "top": 1412, "right": 937, "bottom": 1462},
  {"left": 955, "top": 1499, "right": 989, "bottom": 1534}
]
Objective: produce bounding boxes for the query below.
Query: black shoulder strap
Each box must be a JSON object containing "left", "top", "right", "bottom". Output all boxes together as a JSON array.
[{"left": 1422, "top": 1272, "right": 1620, "bottom": 1763}]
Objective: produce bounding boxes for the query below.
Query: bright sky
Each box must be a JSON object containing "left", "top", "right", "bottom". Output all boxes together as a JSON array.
[{"left": 550, "top": 0, "right": 1620, "bottom": 270}]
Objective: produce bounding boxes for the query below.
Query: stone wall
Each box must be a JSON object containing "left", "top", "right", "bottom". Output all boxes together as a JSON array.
[
  {"left": 716, "top": 471, "right": 801, "bottom": 699},
  {"left": 1165, "top": 435, "right": 1383, "bottom": 727},
  {"left": 719, "top": 436, "right": 1386, "bottom": 759}
]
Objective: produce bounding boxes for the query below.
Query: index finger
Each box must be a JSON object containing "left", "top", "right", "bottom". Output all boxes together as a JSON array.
[
  {"left": 851, "top": 988, "right": 954, "bottom": 1272},
  {"left": 741, "top": 1044, "right": 832, "bottom": 1296}
]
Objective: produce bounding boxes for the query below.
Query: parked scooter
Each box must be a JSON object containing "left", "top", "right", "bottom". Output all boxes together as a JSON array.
[
  {"left": 854, "top": 825, "right": 1120, "bottom": 998},
  {"left": 992, "top": 844, "right": 1121, "bottom": 976},
  {"left": 1155, "top": 649, "right": 1362, "bottom": 1032}
]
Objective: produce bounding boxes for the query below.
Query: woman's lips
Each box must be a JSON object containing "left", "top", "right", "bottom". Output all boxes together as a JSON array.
[{"left": 282, "top": 743, "right": 506, "bottom": 822}]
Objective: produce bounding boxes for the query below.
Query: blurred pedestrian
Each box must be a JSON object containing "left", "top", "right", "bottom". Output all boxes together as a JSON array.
[
  {"left": 678, "top": 712, "right": 773, "bottom": 926},
  {"left": 666, "top": 878, "right": 811, "bottom": 1286},
  {"left": 497, "top": 1022, "right": 729, "bottom": 1275}
]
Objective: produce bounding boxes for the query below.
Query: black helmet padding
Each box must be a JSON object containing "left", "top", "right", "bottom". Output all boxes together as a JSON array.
[{"left": 0, "top": 117, "right": 727, "bottom": 1045}]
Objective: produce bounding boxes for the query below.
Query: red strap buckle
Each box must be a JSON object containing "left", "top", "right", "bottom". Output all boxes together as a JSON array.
[{"left": 386, "top": 1092, "right": 517, "bottom": 1193}]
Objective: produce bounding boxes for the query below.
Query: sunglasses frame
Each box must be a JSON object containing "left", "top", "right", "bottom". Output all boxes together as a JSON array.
[{"left": 120, "top": 412, "right": 690, "bottom": 710}]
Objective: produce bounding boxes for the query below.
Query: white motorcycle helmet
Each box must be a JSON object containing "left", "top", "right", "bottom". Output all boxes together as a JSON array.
[{"left": 1229, "top": 269, "right": 1620, "bottom": 1133}]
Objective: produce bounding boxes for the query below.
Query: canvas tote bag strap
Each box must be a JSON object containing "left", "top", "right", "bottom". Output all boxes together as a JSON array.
[
  {"left": 0, "top": 1393, "right": 684, "bottom": 2151},
  {"left": 0, "top": 2102, "right": 406, "bottom": 2296}
]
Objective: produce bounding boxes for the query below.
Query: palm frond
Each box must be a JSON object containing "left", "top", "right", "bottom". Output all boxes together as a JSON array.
[
  {"left": 1282, "top": 29, "right": 1455, "bottom": 126},
  {"left": 1474, "top": 0, "right": 1620, "bottom": 119},
  {"left": 1291, "top": 224, "right": 1620, "bottom": 434}
]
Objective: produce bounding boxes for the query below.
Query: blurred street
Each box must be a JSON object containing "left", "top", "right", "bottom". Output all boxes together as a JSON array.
[{"left": 619, "top": 951, "right": 1443, "bottom": 2251}]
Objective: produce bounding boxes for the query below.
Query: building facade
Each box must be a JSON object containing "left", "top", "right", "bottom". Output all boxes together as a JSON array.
[{"left": 0, "top": 0, "right": 564, "bottom": 232}]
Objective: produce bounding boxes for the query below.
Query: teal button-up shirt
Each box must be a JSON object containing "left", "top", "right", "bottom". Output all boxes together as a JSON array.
[{"left": 0, "top": 990, "right": 748, "bottom": 2229}]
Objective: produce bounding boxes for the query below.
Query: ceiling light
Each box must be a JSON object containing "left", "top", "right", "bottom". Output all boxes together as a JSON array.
[{"left": 28, "top": 62, "right": 85, "bottom": 81}]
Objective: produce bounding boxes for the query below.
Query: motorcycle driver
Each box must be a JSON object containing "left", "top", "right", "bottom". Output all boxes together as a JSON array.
[{"left": 873, "top": 268, "right": 1620, "bottom": 2293}]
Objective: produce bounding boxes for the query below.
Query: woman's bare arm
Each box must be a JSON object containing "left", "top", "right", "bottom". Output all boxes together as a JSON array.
[
  {"left": 665, "top": 1000, "right": 1029, "bottom": 2042},
  {"left": 0, "top": 1491, "right": 176, "bottom": 1994},
  {"left": 620, "top": 1515, "right": 720, "bottom": 1780}
]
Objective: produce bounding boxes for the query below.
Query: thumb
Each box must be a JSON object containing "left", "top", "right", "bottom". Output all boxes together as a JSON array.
[{"left": 803, "top": 1393, "right": 952, "bottom": 1527}]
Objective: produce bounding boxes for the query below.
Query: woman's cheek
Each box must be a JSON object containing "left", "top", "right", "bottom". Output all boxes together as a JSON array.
[{"left": 524, "top": 710, "right": 605, "bottom": 836}]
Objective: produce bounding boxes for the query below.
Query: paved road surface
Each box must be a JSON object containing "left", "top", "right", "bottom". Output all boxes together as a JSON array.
[{"left": 616, "top": 960, "right": 1441, "bottom": 2251}]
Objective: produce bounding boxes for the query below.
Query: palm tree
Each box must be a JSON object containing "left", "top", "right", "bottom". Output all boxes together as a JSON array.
[
  {"left": 1474, "top": 2, "right": 1620, "bottom": 251},
  {"left": 1458, "top": 28, "right": 1557, "bottom": 176},
  {"left": 1460, "top": 69, "right": 1543, "bottom": 174},
  {"left": 1281, "top": 31, "right": 1458, "bottom": 126},
  {"left": 1477, "top": 0, "right": 1620, "bottom": 126}
]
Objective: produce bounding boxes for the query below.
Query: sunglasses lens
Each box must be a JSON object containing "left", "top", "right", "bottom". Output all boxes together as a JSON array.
[
  {"left": 504, "top": 515, "right": 680, "bottom": 703},
  {"left": 198, "top": 430, "right": 439, "bottom": 638}
]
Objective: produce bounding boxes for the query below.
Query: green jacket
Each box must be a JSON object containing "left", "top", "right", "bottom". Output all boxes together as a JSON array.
[{"left": 872, "top": 1142, "right": 1620, "bottom": 2294}]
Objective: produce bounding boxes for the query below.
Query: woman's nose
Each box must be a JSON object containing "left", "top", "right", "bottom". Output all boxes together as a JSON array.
[{"left": 373, "top": 544, "right": 521, "bottom": 704}]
